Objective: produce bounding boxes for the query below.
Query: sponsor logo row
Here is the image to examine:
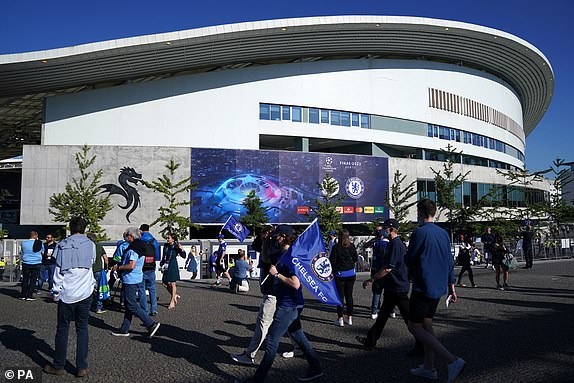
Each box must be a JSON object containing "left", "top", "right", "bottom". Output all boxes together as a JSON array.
[{"left": 296, "top": 206, "right": 385, "bottom": 214}]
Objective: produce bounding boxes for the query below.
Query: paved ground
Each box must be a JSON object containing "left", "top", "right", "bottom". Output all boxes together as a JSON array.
[{"left": 1, "top": 258, "right": 573, "bottom": 383}]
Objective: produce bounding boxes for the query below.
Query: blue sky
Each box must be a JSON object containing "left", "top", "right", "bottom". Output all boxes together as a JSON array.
[{"left": 0, "top": 0, "right": 571, "bottom": 172}]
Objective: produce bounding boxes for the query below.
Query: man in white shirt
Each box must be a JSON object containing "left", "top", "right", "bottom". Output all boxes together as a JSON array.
[{"left": 44, "top": 217, "right": 96, "bottom": 378}]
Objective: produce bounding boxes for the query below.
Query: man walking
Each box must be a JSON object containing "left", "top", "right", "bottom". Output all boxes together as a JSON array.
[
  {"left": 368, "top": 225, "right": 388, "bottom": 319},
  {"left": 522, "top": 225, "right": 534, "bottom": 269},
  {"left": 357, "top": 219, "right": 422, "bottom": 355},
  {"left": 406, "top": 199, "right": 465, "bottom": 383},
  {"left": 43, "top": 217, "right": 95, "bottom": 378},
  {"left": 111, "top": 227, "right": 160, "bottom": 338},
  {"left": 138, "top": 224, "right": 160, "bottom": 315}
]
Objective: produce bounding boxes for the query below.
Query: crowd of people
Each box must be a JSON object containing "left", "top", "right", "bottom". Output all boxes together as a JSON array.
[{"left": 10, "top": 197, "right": 546, "bottom": 381}]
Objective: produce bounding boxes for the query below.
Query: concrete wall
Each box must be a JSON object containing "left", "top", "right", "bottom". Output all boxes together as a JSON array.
[
  {"left": 21, "top": 145, "right": 190, "bottom": 239},
  {"left": 42, "top": 59, "right": 524, "bottom": 168}
]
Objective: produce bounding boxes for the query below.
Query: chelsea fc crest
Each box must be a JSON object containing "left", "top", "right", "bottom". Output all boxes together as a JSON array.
[
  {"left": 345, "top": 177, "right": 365, "bottom": 199},
  {"left": 234, "top": 223, "right": 243, "bottom": 232},
  {"left": 310, "top": 253, "right": 334, "bottom": 282}
]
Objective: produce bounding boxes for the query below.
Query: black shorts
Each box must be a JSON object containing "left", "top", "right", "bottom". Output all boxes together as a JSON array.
[{"left": 409, "top": 291, "right": 440, "bottom": 323}]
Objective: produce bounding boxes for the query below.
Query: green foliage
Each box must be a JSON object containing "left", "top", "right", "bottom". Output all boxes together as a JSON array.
[
  {"left": 310, "top": 173, "right": 343, "bottom": 238},
  {"left": 385, "top": 170, "right": 418, "bottom": 237},
  {"left": 537, "top": 158, "right": 574, "bottom": 227},
  {"left": 495, "top": 165, "right": 545, "bottom": 222},
  {"left": 144, "top": 159, "right": 200, "bottom": 240},
  {"left": 241, "top": 190, "right": 270, "bottom": 235},
  {"left": 48, "top": 145, "right": 112, "bottom": 241}
]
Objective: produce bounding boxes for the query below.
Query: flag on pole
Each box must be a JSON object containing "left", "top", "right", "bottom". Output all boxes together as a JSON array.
[
  {"left": 222, "top": 215, "right": 251, "bottom": 242},
  {"left": 278, "top": 219, "right": 342, "bottom": 306}
]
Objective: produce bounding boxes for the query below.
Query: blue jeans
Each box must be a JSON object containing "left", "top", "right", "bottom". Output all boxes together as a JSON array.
[
  {"left": 371, "top": 277, "right": 384, "bottom": 315},
  {"left": 53, "top": 295, "right": 92, "bottom": 370},
  {"left": 92, "top": 271, "right": 104, "bottom": 311},
  {"left": 120, "top": 283, "right": 154, "bottom": 333},
  {"left": 253, "top": 306, "right": 321, "bottom": 383},
  {"left": 138, "top": 270, "right": 157, "bottom": 313},
  {"left": 46, "top": 263, "right": 57, "bottom": 290}
]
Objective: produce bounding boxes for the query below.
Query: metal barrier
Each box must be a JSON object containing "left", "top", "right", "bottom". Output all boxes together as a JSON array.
[{"left": 0, "top": 239, "right": 21, "bottom": 283}]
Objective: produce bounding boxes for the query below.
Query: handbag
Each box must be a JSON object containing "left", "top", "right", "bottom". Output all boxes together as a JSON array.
[
  {"left": 502, "top": 254, "right": 518, "bottom": 270},
  {"left": 98, "top": 268, "right": 110, "bottom": 300}
]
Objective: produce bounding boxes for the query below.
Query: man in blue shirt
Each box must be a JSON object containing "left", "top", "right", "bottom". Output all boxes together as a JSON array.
[
  {"left": 366, "top": 226, "right": 388, "bottom": 319},
  {"left": 111, "top": 227, "right": 160, "bottom": 338},
  {"left": 138, "top": 224, "right": 160, "bottom": 315},
  {"left": 357, "top": 219, "right": 422, "bottom": 355},
  {"left": 43, "top": 217, "right": 95, "bottom": 378},
  {"left": 20, "top": 231, "right": 43, "bottom": 300},
  {"left": 405, "top": 199, "right": 465, "bottom": 383},
  {"left": 230, "top": 249, "right": 251, "bottom": 293}
]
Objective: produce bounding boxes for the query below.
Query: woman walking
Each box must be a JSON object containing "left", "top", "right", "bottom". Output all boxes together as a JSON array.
[
  {"left": 456, "top": 235, "right": 477, "bottom": 288},
  {"left": 330, "top": 229, "right": 358, "bottom": 326},
  {"left": 492, "top": 234, "right": 510, "bottom": 290},
  {"left": 160, "top": 233, "right": 185, "bottom": 309}
]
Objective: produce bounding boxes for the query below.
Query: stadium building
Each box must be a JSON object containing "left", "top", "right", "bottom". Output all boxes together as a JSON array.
[{"left": 0, "top": 16, "right": 553, "bottom": 238}]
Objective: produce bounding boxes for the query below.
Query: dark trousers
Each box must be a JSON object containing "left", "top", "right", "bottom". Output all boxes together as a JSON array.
[
  {"left": 335, "top": 275, "right": 356, "bottom": 317},
  {"left": 53, "top": 295, "right": 92, "bottom": 370},
  {"left": 524, "top": 248, "right": 533, "bottom": 268},
  {"left": 457, "top": 264, "right": 475, "bottom": 285},
  {"left": 365, "top": 290, "right": 410, "bottom": 347},
  {"left": 21, "top": 263, "right": 40, "bottom": 299}
]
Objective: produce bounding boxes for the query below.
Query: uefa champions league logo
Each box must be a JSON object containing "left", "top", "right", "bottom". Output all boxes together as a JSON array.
[
  {"left": 310, "top": 252, "right": 333, "bottom": 282},
  {"left": 345, "top": 177, "right": 365, "bottom": 199},
  {"left": 325, "top": 157, "right": 333, "bottom": 165}
]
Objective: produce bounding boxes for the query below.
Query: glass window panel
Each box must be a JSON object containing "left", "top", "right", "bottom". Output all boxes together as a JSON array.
[
  {"left": 321, "top": 110, "right": 329, "bottom": 124},
  {"left": 352, "top": 113, "right": 359, "bottom": 127},
  {"left": 270, "top": 105, "right": 281, "bottom": 121},
  {"left": 341, "top": 111, "right": 350, "bottom": 126},
  {"left": 427, "top": 125, "right": 434, "bottom": 137},
  {"left": 360, "top": 114, "right": 370, "bottom": 129},
  {"left": 292, "top": 107, "right": 302, "bottom": 122},
  {"left": 259, "top": 104, "right": 270, "bottom": 120},
  {"left": 309, "top": 108, "right": 319, "bottom": 124},
  {"left": 282, "top": 106, "right": 290, "bottom": 121},
  {"left": 331, "top": 110, "right": 341, "bottom": 126}
]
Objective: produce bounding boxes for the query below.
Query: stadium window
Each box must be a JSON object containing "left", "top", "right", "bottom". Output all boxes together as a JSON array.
[
  {"left": 341, "top": 111, "right": 351, "bottom": 127},
  {"left": 455, "top": 130, "right": 461, "bottom": 142},
  {"left": 309, "top": 108, "right": 319, "bottom": 124},
  {"left": 292, "top": 107, "right": 302, "bottom": 122},
  {"left": 321, "top": 110, "right": 329, "bottom": 124},
  {"left": 270, "top": 105, "right": 281, "bottom": 121},
  {"left": 331, "top": 110, "right": 341, "bottom": 126},
  {"left": 260, "top": 104, "right": 270, "bottom": 120},
  {"left": 427, "top": 125, "right": 433, "bottom": 137},
  {"left": 360, "top": 114, "right": 370, "bottom": 129},
  {"left": 282, "top": 106, "right": 291, "bottom": 121},
  {"left": 352, "top": 113, "right": 359, "bottom": 127}
]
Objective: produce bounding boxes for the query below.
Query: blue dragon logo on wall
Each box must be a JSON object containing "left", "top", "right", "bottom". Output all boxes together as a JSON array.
[
  {"left": 310, "top": 252, "right": 334, "bottom": 282},
  {"left": 345, "top": 177, "right": 365, "bottom": 199},
  {"left": 99, "top": 167, "right": 144, "bottom": 223}
]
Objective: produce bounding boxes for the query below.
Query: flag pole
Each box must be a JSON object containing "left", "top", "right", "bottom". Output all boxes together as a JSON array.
[{"left": 221, "top": 215, "right": 232, "bottom": 233}]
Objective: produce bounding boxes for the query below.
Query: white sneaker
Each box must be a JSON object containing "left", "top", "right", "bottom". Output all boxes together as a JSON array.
[
  {"left": 335, "top": 318, "right": 344, "bottom": 327},
  {"left": 371, "top": 313, "right": 378, "bottom": 320},
  {"left": 410, "top": 365, "right": 438, "bottom": 380},
  {"left": 345, "top": 316, "right": 353, "bottom": 325},
  {"left": 230, "top": 352, "right": 254, "bottom": 365},
  {"left": 389, "top": 312, "right": 396, "bottom": 318},
  {"left": 447, "top": 358, "right": 466, "bottom": 383}
]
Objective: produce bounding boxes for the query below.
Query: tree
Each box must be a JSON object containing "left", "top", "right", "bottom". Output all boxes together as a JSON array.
[
  {"left": 144, "top": 159, "right": 200, "bottom": 240},
  {"left": 430, "top": 144, "right": 470, "bottom": 239},
  {"left": 495, "top": 165, "right": 545, "bottom": 223},
  {"left": 385, "top": 169, "right": 418, "bottom": 237},
  {"left": 241, "top": 189, "right": 270, "bottom": 235},
  {"left": 49, "top": 145, "right": 112, "bottom": 241},
  {"left": 310, "top": 173, "right": 343, "bottom": 239},
  {"left": 539, "top": 158, "right": 574, "bottom": 228}
]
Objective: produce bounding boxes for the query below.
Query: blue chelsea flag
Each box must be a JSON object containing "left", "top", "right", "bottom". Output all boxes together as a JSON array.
[
  {"left": 279, "top": 219, "right": 342, "bottom": 306},
  {"left": 222, "top": 215, "right": 250, "bottom": 242}
]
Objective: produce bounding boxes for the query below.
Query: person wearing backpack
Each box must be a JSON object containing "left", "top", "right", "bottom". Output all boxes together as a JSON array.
[{"left": 138, "top": 224, "right": 160, "bottom": 316}]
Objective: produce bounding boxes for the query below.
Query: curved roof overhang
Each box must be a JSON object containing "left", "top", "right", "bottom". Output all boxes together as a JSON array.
[{"left": 0, "top": 15, "right": 554, "bottom": 159}]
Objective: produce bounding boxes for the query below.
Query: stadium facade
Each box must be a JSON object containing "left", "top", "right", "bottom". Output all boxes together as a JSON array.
[{"left": 0, "top": 16, "right": 553, "bottom": 238}]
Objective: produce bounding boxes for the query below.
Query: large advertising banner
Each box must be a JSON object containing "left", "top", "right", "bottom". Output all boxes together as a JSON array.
[{"left": 190, "top": 148, "right": 388, "bottom": 224}]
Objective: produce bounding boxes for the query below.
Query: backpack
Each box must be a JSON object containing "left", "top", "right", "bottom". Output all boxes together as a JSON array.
[{"left": 143, "top": 240, "right": 156, "bottom": 268}]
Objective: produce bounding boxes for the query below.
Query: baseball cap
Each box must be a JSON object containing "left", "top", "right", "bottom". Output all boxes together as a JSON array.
[
  {"left": 272, "top": 224, "right": 295, "bottom": 237},
  {"left": 328, "top": 230, "right": 336, "bottom": 236},
  {"left": 217, "top": 233, "right": 225, "bottom": 239},
  {"left": 383, "top": 218, "right": 400, "bottom": 230}
]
